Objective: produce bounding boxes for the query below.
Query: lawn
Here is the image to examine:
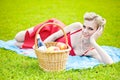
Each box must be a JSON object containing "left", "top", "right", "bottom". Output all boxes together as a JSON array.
[{"left": 0, "top": 0, "right": 120, "bottom": 80}]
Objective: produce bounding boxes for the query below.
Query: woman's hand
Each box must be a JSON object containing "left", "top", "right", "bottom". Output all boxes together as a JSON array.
[{"left": 90, "top": 26, "right": 103, "bottom": 42}]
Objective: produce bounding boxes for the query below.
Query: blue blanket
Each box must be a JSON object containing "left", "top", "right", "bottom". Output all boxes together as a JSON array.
[{"left": 0, "top": 40, "right": 120, "bottom": 70}]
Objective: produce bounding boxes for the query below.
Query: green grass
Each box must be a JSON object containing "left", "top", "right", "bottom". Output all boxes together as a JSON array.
[{"left": 0, "top": 0, "right": 120, "bottom": 80}]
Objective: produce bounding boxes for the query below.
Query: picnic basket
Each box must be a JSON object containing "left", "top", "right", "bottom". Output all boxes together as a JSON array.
[{"left": 34, "top": 23, "right": 71, "bottom": 72}]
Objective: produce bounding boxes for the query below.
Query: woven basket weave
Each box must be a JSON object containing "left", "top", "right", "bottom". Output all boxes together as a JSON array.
[{"left": 34, "top": 23, "right": 71, "bottom": 72}]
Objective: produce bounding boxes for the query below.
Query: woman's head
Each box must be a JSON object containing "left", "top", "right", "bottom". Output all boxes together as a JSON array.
[{"left": 82, "top": 12, "right": 106, "bottom": 39}]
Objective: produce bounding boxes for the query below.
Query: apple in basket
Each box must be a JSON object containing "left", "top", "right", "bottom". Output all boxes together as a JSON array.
[
  {"left": 47, "top": 46, "right": 60, "bottom": 51},
  {"left": 56, "top": 42, "right": 68, "bottom": 50}
]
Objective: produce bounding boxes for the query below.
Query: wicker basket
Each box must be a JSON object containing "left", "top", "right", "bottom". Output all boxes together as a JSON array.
[{"left": 34, "top": 23, "right": 71, "bottom": 72}]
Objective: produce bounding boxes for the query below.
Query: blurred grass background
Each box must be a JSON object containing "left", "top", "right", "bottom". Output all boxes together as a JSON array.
[{"left": 0, "top": 0, "right": 120, "bottom": 80}]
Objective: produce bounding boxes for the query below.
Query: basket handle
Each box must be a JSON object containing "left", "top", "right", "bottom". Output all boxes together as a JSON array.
[{"left": 35, "top": 23, "right": 68, "bottom": 49}]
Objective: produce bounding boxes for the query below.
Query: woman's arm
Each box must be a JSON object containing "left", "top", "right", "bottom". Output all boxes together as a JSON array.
[
  {"left": 90, "top": 40, "right": 113, "bottom": 64},
  {"left": 44, "top": 22, "right": 82, "bottom": 42},
  {"left": 90, "top": 27, "right": 113, "bottom": 64}
]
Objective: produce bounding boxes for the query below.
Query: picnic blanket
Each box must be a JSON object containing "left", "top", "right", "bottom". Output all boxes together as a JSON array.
[{"left": 0, "top": 39, "right": 120, "bottom": 70}]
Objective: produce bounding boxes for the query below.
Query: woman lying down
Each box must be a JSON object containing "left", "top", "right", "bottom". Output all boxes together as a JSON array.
[{"left": 15, "top": 12, "right": 113, "bottom": 64}]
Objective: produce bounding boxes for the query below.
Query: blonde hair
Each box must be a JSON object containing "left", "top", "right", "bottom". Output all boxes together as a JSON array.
[{"left": 84, "top": 12, "right": 106, "bottom": 28}]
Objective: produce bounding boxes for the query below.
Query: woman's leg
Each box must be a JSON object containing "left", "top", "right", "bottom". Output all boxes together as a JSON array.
[
  {"left": 15, "top": 30, "right": 26, "bottom": 48},
  {"left": 15, "top": 30, "right": 26, "bottom": 42},
  {"left": 15, "top": 27, "right": 34, "bottom": 42},
  {"left": 15, "top": 27, "right": 34, "bottom": 48},
  {"left": 15, "top": 41, "right": 24, "bottom": 48}
]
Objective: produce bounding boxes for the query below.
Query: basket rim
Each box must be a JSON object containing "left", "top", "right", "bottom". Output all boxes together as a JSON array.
[{"left": 34, "top": 44, "right": 71, "bottom": 53}]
